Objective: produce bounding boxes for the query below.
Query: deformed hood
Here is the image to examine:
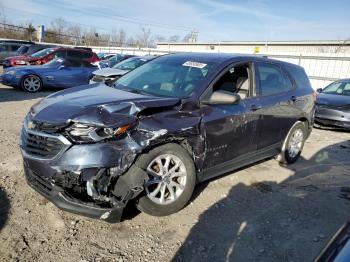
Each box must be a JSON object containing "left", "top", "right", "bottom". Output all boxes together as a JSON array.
[
  {"left": 317, "top": 93, "right": 350, "bottom": 107},
  {"left": 93, "top": 68, "right": 129, "bottom": 77},
  {"left": 30, "top": 83, "right": 180, "bottom": 127}
]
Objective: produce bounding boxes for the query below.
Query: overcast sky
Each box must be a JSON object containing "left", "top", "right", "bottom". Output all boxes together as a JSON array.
[{"left": 1, "top": 0, "right": 350, "bottom": 41}]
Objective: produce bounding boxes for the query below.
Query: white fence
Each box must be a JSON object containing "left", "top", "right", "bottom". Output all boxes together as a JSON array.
[{"left": 90, "top": 46, "right": 350, "bottom": 89}]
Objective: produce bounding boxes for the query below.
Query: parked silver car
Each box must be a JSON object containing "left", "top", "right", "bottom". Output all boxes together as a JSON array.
[{"left": 90, "top": 56, "right": 155, "bottom": 85}]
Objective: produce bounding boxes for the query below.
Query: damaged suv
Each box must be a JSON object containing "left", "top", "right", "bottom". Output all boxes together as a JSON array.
[{"left": 20, "top": 53, "right": 315, "bottom": 222}]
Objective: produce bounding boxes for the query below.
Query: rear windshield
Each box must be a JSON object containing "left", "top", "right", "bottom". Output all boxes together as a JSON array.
[
  {"left": 114, "top": 56, "right": 218, "bottom": 98},
  {"left": 16, "top": 45, "right": 29, "bottom": 55},
  {"left": 113, "top": 57, "right": 147, "bottom": 70},
  {"left": 30, "top": 48, "right": 56, "bottom": 58}
]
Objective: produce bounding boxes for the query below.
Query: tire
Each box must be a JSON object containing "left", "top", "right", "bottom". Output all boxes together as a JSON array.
[
  {"left": 21, "top": 75, "right": 43, "bottom": 93},
  {"left": 277, "top": 121, "right": 307, "bottom": 164},
  {"left": 136, "top": 143, "right": 196, "bottom": 217}
]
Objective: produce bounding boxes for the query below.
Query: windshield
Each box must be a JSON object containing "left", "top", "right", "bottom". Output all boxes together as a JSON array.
[
  {"left": 113, "top": 56, "right": 217, "bottom": 98},
  {"left": 113, "top": 57, "right": 146, "bottom": 70},
  {"left": 30, "top": 48, "right": 55, "bottom": 58},
  {"left": 16, "top": 45, "right": 29, "bottom": 55},
  {"left": 323, "top": 81, "right": 350, "bottom": 96}
]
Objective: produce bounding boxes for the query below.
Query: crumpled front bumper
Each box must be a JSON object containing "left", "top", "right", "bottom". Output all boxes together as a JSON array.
[
  {"left": 315, "top": 105, "right": 350, "bottom": 129},
  {"left": 24, "top": 163, "right": 124, "bottom": 222},
  {"left": 19, "top": 120, "right": 144, "bottom": 222}
]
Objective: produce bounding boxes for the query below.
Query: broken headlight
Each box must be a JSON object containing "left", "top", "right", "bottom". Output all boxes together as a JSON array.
[{"left": 67, "top": 123, "right": 129, "bottom": 143}]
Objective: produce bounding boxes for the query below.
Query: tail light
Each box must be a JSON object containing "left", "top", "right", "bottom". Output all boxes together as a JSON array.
[{"left": 312, "top": 91, "right": 317, "bottom": 102}]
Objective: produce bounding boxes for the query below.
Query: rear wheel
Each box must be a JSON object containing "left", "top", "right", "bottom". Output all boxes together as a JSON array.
[
  {"left": 21, "top": 75, "right": 42, "bottom": 92},
  {"left": 277, "top": 121, "right": 307, "bottom": 164},
  {"left": 136, "top": 143, "right": 196, "bottom": 216}
]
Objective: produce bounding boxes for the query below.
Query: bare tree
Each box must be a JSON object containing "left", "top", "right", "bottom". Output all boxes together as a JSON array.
[
  {"left": 154, "top": 35, "right": 166, "bottom": 43},
  {"left": 137, "top": 27, "right": 152, "bottom": 48},
  {"left": 182, "top": 33, "right": 192, "bottom": 42},
  {"left": 111, "top": 29, "right": 126, "bottom": 47},
  {"left": 168, "top": 35, "right": 180, "bottom": 42},
  {"left": 68, "top": 24, "right": 82, "bottom": 45},
  {"left": 49, "top": 18, "right": 67, "bottom": 43}
]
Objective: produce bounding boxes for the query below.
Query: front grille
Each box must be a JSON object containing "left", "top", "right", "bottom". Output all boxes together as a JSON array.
[
  {"left": 21, "top": 128, "right": 66, "bottom": 159},
  {"left": 25, "top": 169, "right": 53, "bottom": 197},
  {"left": 92, "top": 75, "right": 105, "bottom": 82}
]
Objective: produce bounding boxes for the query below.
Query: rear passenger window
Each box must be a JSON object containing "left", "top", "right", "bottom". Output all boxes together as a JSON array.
[
  {"left": 10, "top": 45, "right": 20, "bottom": 51},
  {"left": 256, "top": 63, "right": 293, "bottom": 96},
  {"left": 80, "top": 52, "right": 92, "bottom": 59},
  {"left": 54, "top": 51, "right": 66, "bottom": 58}
]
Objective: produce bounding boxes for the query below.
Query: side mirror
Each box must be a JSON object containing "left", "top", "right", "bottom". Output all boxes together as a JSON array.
[
  {"left": 316, "top": 88, "right": 323, "bottom": 93},
  {"left": 58, "top": 65, "right": 66, "bottom": 70},
  {"left": 202, "top": 91, "right": 241, "bottom": 105}
]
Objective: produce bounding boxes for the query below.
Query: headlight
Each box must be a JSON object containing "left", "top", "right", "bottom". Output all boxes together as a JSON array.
[
  {"left": 5, "top": 70, "right": 15, "bottom": 75},
  {"left": 67, "top": 123, "right": 130, "bottom": 143}
]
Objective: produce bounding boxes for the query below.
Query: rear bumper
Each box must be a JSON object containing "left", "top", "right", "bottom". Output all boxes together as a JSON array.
[{"left": 24, "top": 164, "right": 124, "bottom": 223}]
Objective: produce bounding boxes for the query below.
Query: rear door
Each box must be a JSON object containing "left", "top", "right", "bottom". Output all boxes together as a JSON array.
[{"left": 252, "top": 61, "right": 298, "bottom": 149}]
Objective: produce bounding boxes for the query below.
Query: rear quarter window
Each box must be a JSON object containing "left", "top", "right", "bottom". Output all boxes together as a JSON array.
[{"left": 285, "top": 64, "right": 312, "bottom": 89}]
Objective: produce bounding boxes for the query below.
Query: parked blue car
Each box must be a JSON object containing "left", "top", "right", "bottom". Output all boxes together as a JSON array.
[{"left": 0, "top": 58, "right": 97, "bottom": 92}]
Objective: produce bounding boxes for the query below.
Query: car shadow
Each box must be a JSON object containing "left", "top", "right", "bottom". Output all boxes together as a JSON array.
[
  {"left": 0, "top": 85, "right": 55, "bottom": 103},
  {"left": 0, "top": 186, "right": 10, "bottom": 232},
  {"left": 173, "top": 139, "right": 350, "bottom": 262}
]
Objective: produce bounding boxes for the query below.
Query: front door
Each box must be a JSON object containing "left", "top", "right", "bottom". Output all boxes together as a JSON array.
[{"left": 201, "top": 62, "right": 260, "bottom": 170}]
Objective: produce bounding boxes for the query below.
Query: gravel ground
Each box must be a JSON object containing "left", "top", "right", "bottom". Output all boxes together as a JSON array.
[{"left": 0, "top": 84, "right": 350, "bottom": 262}]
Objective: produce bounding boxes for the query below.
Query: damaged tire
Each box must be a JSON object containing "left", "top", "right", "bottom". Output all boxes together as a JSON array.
[
  {"left": 136, "top": 143, "right": 196, "bottom": 217},
  {"left": 277, "top": 121, "right": 307, "bottom": 164}
]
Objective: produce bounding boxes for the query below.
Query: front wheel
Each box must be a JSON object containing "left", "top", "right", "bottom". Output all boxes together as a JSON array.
[
  {"left": 136, "top": 143, "right": 196, "bottom": 217},
  {"left": 277, "top": 121, "right": 307, "bottom": 164},
  {"left": 21, "top": 75, "right": 43, "bottom": 92}
]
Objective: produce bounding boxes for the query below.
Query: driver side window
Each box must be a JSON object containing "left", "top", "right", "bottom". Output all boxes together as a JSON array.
[{"left": 212, "top": 64, "right": 251, "bottom": 99}]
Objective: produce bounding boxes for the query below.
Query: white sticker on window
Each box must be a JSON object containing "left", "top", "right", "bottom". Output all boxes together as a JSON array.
[{"left": 183, "top": 61, "right": 207, "bottom": 69}]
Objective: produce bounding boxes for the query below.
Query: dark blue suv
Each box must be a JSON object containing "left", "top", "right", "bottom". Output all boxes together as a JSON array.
[{"left": 20, "top": 53, "right": 315, "bottom": 222}]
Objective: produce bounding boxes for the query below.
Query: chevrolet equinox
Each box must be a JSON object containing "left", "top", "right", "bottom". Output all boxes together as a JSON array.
[{"left": 20, "top": 53, "right": 315, "bottom": 222}]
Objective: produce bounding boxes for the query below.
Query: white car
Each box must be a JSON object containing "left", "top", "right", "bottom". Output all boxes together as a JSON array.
[{"left": 90, "top": 56, "right": 155, "bottom": 85}]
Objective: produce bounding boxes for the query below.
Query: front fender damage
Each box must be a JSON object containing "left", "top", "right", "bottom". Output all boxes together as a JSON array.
[{"left": 57, "top": 101, "right": 205, "bottom": 222}]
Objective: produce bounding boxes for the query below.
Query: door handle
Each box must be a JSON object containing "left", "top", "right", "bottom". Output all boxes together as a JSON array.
[{"left": 250, "top": 104, "right": 262, "bottom": 111}]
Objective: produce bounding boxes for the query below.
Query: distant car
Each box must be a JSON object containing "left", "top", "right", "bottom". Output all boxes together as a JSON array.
[
  {"left": 315, "top": 79, "right": 350, "bottom": 130},
  {"left": 90, "top": 56, "right": 155, "bottom": 85},
  {"left": 97, "top": 53, "right": 115, "bottom": 60},
  {"left": 0, "top": 42, "right": 23, "bottom": 61},
  {"left": 2, "top": 44, "right": 56, "bottom": 68},
  {"left": 103, "top": 54, "right": 135, "bottom": 68},
  {"left": 23, "top": 47, "right": 99, "bottom": 66},
  {"left": 0, "top": 58, "right": 97, "bottom": 92}
]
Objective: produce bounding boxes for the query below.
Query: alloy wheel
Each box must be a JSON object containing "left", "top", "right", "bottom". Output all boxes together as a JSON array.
[
  {"left": 288, "top": 128, "right": 304, "bottom": 158},
  {"left": 145, "top": 154, "right": 187, "bottom": 205},
  {"left": 23, "top": 75, "right": 41, "bottom": 92}
]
